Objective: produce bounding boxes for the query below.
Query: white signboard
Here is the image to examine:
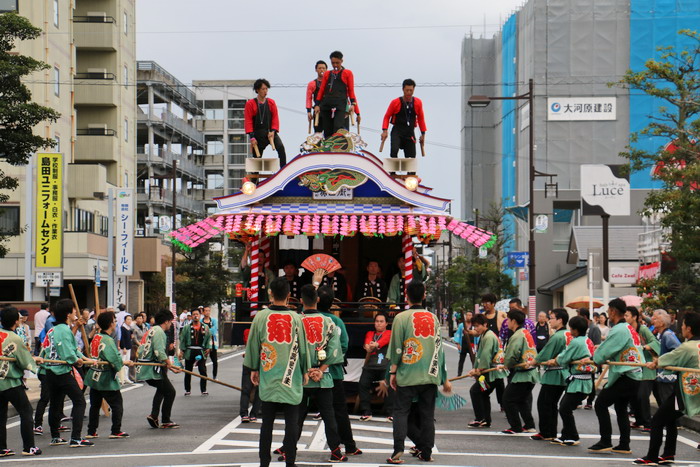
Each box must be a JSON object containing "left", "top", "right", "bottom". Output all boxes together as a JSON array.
[
  {"left": 610, "top": 266, "right": 638, "bottom": 285},
  {"left": 548, "top": 97, "right": 616, "bottom": 121},
  {"left": 114, "top": 276, "right": 128, "bottom": 307},
  {"left": 36, "top": 271, "right": 62, "bottom": 287},
  {"left": 581, "top": 165, "right": 630, "bottom": 216},
  {"left": 312, "top": 187, "right": 353, "bottom": 200},
  {"left": 116, "top": 189, "right": 134, "bottom": 276},
  {"left": 165, "top": 266, "right": 173, "bottom": 298}
]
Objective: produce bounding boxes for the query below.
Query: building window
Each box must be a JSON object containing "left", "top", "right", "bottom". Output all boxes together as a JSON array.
[
  {"left": 228, "top": 168, "right": 245, "bottom": 191},
  {"left": 228, "top": 134, "right": 247, "bottom": 163},
  {"left": 552, "top": 201, "right": 580, "bottom": 252},
  {"left": 205, "top": 135, "right": 224, "bottom": 155},
  {"left": 227, "top": 99, "right": 245, "bottom": 130},
  {"left": 0, "top": 1, "right": 18, "bottom": 13},
  {"left": 53, "top": 0, "right": 58, "bottom": 27},
  {"left": 123, "top": 65, "right": 128, "bottom": 88},
  {"left": 202, "top": 100, "right": 224, "bottom": 120},
  {"left": 54, "top": 134, "right": 60, "bottom": 152},
  {"left": 53, "top": 67, "right": 60, "bottom": 96},
  {"left": 124, "top": 118, "right": 128, "bottom": 141},
  {"left": 206, "top": 171, "right": 224, "bottom": 190},
  {"left": 123, "top": 11, "right": 128, "bottom": 35},
  {"left": 0, "top": 206, "right": 20, "bottom": 236}
]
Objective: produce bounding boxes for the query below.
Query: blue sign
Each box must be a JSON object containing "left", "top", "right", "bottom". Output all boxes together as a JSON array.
[
  {"left": 508, "top": 252, "right": 528, "bottom": 268},
  {"left": 95, "top": 266, "right": 101, "bottom": 287}
]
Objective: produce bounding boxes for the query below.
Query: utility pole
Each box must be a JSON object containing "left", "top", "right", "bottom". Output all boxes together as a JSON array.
[{"left": 171, "top": 160, "right": 177, "bottom": 308}]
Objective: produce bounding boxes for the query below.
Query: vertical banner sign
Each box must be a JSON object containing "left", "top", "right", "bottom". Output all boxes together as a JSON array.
[
  {"left": 35, "top": 153, "right": 63, "bottom": 268},
  {"left": 116, "top": 189, "right": 134, "bottom": 275},
  {"left": 114, "top": 276, "right": 127, "bottom": 307},
  {"left": 165, "top": 266, "right": 173, "bottom": 298}
]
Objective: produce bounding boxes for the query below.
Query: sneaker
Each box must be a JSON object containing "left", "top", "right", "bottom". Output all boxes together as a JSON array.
[
  {"left": 146, "top": 415, "right": 160, "bottom": 429},
  {"left": 387, "top": 452, "right": 404, "bottom": 464},
  {"left": 588, "top": 442, "right": 612, "bottom": 452},
  {"left": 0, "top": 449, "right": 14, "bottom": 457},
  {"left": 562, "top": 439, "right": 580, "bottom": 446},
  {"left": 530, "top": 433, "right": 553, "bottom": 441},
  {"left": 329, "top": 447, "right": 348, "bottom": 463},
  {"left": 184, "top": 392, "right": 191, "bottom": 396},
  {"left": 85, "top": 432, "right": 99, "bottom": 439},
  {"left": 160, "top": 422, "right": 180, "bottom": 429},
  {"left": 49, "top": 437, "right": 67, "bottom": 446},
  {"left": 312, "top": 412, "right": 322, "bottom": 420},
  {"left": 69, "top": 438, "right": 94, "bottom": 448},
  {"left": 58, "top": 425, "right": 69, "bottom": 432},
  {"left": 550, "top": 438, "right": 564, "bottom": 445},
  {"left": 584, "top": 404, "right": 593, "bottom": 410},
  {"left": 359, "top": 414, "right": 372, "bottom": 421},
  {"left": 501, "top": 428, "right": 522, "bottom": 434},
  {"left": 612, "top": 445, "right": 632, "bottom": 454},
  {"left": 633, "top": 458, "right": 658, "bottom": 465},
  {"left": 201, "top": 392, "right": 209, "bottom": 396},
  {"left": 346, "top": 448, "right": 362, "bottom": 456},
  {"left": 33, "top": 426, "right": 43, "bottom": 435},
  {"left": 22, "top": 447, "right": 41, "bottom": 456},
  {"left": 240, "top": 415, "right": 250, "bottom": 423},
  {"left": 109, "top": 432, "right": 129, "bottom": 439},
  {"left": 658, "top": 456, "right": 674, "bottom": 465}
]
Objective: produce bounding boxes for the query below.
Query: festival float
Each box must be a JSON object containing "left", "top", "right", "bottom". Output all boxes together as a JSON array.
[{"left": 167, "top": 130, "right": 496, "bottom": 379}]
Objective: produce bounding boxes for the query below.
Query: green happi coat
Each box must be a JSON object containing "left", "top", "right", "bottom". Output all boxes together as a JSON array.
[
  {"left": 473, "top": 330, "right": 508, "bottom": 383},
  {"left": 535, "top": 329, "right": 571, "bottom": 386},
  {"left": 136, "top": 326, "right": 168, "bottom": 381},
  {"left": 387, "top": 308, "right": 446, "bottom": 387},
  {"left": 593, "top": 321, "right": 645, "bottom": 387},
  {"left": 503, "top": 327, "right": 539, "bottom": 384},
  {"left": 300, "top": 311, "right": 343, "bottom": 389},
  {"left": 556, "top": 336, "right": 596, "bottom": 394},
  {"left": 658, "top": 338, "right": 700, "bottom": 417},
  {"left": 243, "top": 306, "right": 310, "bottom": 405},
  {"left": 178, "top": 322, "right": 211, "bottom": 360},
  {"left": 44, "top": 323, "right": 84, "bottom": 376},
  {"left": 0, "top": 330, "right": 37, "bottom": 391},
  {"left": 320, "top": 311, "right": 348, "bottom": 381},
  {"left": 637, "top": 325, "right": 660, "bottom": 380},
  {"left": 85, "top": 332, "right": 123, "bottom": 391}
]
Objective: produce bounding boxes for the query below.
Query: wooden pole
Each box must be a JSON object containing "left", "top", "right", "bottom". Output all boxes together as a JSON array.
[
  {"left": 268, "top": 133, "right": 276, "bottom": 151},
  {"left": 68, "top": 284, "right": 90, "bottom": 355},
  {"left": 253, "top": 143, "right": 261, "bottom": 158},
  {"left": 595, "top": 366, "right": 609, "bottom": 391},
  {"left": 420, "top": 141, "right": 426, "bottom": 157},
  {"left": 178, "top": 367, "right": 242, "bottom": 391},
  {"left": 94, "top": 283, "right": 101, "bottom": 317},
  {"left": 314, "top": 111, "right": 319, "bottom": 127},
  {"left": 308, "top": 118, "right": 312, "bottom": 134},
  {"left": 349, "top": 110, "right": 355, "bottom": 127},
  {"left": 379, "top": 139, "right": 385, "bottom": 152}
]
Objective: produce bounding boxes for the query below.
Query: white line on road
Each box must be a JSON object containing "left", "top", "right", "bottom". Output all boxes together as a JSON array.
[
  {"left": 193, "top": 416, "right": 242, "bottom": 453},
  {"left": 307, "top": 420, "right": 327, "bottom": 450}
]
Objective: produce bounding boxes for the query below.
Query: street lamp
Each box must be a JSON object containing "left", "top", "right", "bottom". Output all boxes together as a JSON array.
[{"left": 468, "top": 78, "right": 537, "bottom": 317}]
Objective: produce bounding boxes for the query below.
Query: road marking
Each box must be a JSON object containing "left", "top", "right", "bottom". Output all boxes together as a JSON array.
[
  {"left": 193, "top": 416, "right": 242, "bottom": 453},
  {"left": 606, "top": 407, "right": 698, "bottom": 448},
  {"left": 307, "top": 420, "right": 327, "bottom": 450}
]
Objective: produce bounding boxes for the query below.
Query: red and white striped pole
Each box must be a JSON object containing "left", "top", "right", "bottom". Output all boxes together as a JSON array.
[
  {"left": 403, "top": 233, "right": 413, "bottom": 309},
  {"left": 249, "top": 236, "right": 260, "bottom": 316},
  {"left": 260, "top": 236, "right": 271, "bottom": 270}
]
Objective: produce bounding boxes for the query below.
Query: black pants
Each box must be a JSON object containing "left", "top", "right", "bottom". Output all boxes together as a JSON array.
[
  {"left": 34, "top": 373, "right": 51, "bottom": 427},
  {"left": 240, "top": 365, "right": 261, "bottom": 417},
  {"left": 0, "top": 386, "right": 34, "bottom": 450},
  {"left": 457, "top": 344, "right": 475, "bottom": 376},
  {"left": 331, "top": 378, "right": 357, "bottom": 451},
  {"left": 594, "top": 374, "right": 638, "bottom": 446},
  {"left": 390, "top": 126, "right": 417, "bottom": 158},
  {"left": 631, "top": 379, "right": 654, "bottom": 427},
  {"left": 393, "top": 384, "right": 436, "bottom": 457},
  {"left": 358, "top": 368, "right": 393, "bottom": 415},
  {"left": 559, "top": 392, "right": 587, "bottom": 441},
  {"left": 87, "top": 388, "right": 123, "bottom": 435},
  {"left": 209, "top": 348, "right": 218, "bottom": 380},
  {"left": 653, "top": 381, "right": 675, "bottom": 407},
  {"left": 537, "top": 384, "right": 566, "bottom": 438},
  {"left": 503, "top": 381, "right": 535, "bottom": 431},
  {"left": 146, "top": 376, "right": 176, "bottom": 423},
  {"left": 297, "top": 387, "right": 340, "bottom": 450},
  {"left": 47, "top": 371, "right": 85, "bottom": 440},
  {"left": 646, "top": 389, "right": 683, "bottom": 459},
  {"left": 253, "top": 130, "right": 287, "bottom": 166},
  {"left": 320, "top": 101, "right": 349, "bottom": 139},
  {"left": 469, "top": 378, "right": 503, "bottom": 424},
  {"left": 33, "top": 338, "right": 41, "bottom": 356},
  {"left": 184, "top": 354, "right": 207, "bottom": 393},
  {"left": 260, "top": 401, "right": 299, "bottom": 467}
]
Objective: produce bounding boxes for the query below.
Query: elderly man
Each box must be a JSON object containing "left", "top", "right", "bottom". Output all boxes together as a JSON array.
[
  {"left": 651, "top": 309, "right": 681, "bottom": 406},
  {"left": 534, "top": 311, "right": 550, "bottom": 352}
]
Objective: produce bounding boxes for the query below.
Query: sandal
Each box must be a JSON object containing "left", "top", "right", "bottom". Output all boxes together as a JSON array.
[{"left": 387, "top": 452, "right": 404, "bottom": 464}]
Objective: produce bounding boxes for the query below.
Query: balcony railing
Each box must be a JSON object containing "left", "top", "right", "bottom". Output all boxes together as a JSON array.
[
  {"left": 137, "top": 188, "right": 204, "bottom": 213},
  {"left": 75, "top": 129, "right": 118, "bottom": 162},
  {"left": 136, "top": 61, "right": 200, "bottom": 113},
  {"left": 137, "top": 148, "right": 204, "bottom": 181},
  {"left": 74, "top": 74, "right": 118, "bottom": 106},
  {"left": 74, "top": 15, "right": 116, "bottom": 23},
  {"left": 638, "top": 228, "right": 671, "bottom": 262},
  {"left": 139, "top": 111, "right": 204, "bottom": 147},
  {"left": 73, "top": 16, "right": 117, "bottom": 50}
]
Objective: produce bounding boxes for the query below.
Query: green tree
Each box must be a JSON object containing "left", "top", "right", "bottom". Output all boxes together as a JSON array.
[
  {"left": 174, "top": 244, "right": 234, "bottom": 311},
  {"left": 0, "top": 13, "right": 60, "bottom": 257},
  {"left": 612, "top": 29, "right": 700, "bottom": 309}
]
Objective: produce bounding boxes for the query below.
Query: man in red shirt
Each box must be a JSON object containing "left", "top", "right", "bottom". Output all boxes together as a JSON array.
[
  {"left": 358, "top": 312, "right": 392, "bottom": 421},
  {"left": 306, "top": 60, "right": 327, "bottom": 133},
  {"left": 244, "top": 79, "right": 287, "bottom": 166},
  {"left": 381, "top": 79, "right": 427, "bottom": 171},
  {"left": 313, "top": 51, "right": 360, "bottom": 139}
]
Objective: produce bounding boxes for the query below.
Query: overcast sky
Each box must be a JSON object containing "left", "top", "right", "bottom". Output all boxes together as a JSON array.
[{"left": 136, "top": 0, "right": 524, "bottom": 217}]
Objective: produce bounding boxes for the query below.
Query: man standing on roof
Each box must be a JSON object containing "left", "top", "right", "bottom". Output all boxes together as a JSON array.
[
  {"left": 244, "top": 78, "right": 287, "bottom": 166},
  {"left": 306, "top": 60, "right": 327, "bottom": 133},
  {"left": 381, "top": 79, "right": 426, "bottom": 167},
  {"left": 313, "top": 51, "right": 360, "bottom": 139}
]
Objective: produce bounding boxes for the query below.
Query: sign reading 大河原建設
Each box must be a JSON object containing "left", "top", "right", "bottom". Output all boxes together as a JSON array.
[
  {"left": 580, "top": 165, "right": 630, "bottom": 217},
  {"left": 35, "top": 153, "right": 63, "bottom": 268},
  {"left": 547, "top": 97, "right": 616, "bottom": 121}
]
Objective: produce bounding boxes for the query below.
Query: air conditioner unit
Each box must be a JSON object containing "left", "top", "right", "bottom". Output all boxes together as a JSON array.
[
  {"left": 86, "top": 68, "right": 107, "bottom": 79},
  {"left": 86, "top": 11, "right": 107, "bottom": 20}
]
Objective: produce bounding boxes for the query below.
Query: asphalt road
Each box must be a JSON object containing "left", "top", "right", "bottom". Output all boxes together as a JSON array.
[{"left": 2, "top": 337, "right": 699, "bottom": 466}]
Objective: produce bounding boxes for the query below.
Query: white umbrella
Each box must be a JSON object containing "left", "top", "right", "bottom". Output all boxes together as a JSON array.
[{"left": 495, "top": 299, "right": 510, "bottom": 313}]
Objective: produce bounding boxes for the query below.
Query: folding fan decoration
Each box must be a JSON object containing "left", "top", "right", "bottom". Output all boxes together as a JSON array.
[{"left": 301, "top": 254, "right": 342, "bottom": 276}]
